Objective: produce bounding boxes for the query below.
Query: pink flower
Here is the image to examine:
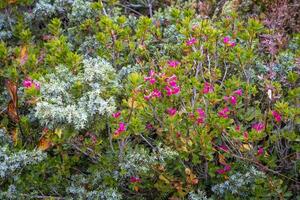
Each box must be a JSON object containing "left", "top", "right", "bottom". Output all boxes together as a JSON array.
[
  {"left": 114, "top": 122, "right": 126, "bottom": 136},
  {"left": 130, "top": 177, "right": 141, "bottom": 183},
  {"left": 196, "top": 108, "right": 206, "bottom": 124},
  {"left": 33, "top": 81, "right": 40, "bottom": 90},
  {"left": 216, "top": 168, "right": 225, "bottom": 174},
  {"left": 233, "top": 89, "right": 243, "bottom": 96},
  {"left": 272, "top": 110, "right": 281, "bottom": 123},
  {"left": 168, "top": 60, "right": 180, "bottom": 68},
  {"left": 167, "top": 108, "right": 177, "bottom": 116},
  {"left": 219, "top": 144, "right": 229, "bottom": 152},
  {"left": 203, "top": 82, "right": 214, "bottom": 94},
  {"left": 144, "top": 94, "right": 151, "bottom": 101},
  {"left": 224, "top": 95, "right": 237, "bottom": 105},
  {"left": 218, "top": 107, "right": 230, "bottom": 119},
  {"left": 228, "top": 41, "right": 235, "bottom": 47},
  {"left": 223, "top": 36, "right": 230, "bottom": 44},
  {"left": 196, "top": 108, "right": 206, "bottom": 118},
  {"left": 164, "top": 75, "right": 180, "bottom": 96},
  {"left": 146, "top": 123, "right": 154, "bottom": 130},
  {"left": 224, "top": 165, "right": 231, "bottom": 172},
  {"left": 235, "top": 125, "right": 240, "bottom": 131},
  {"left": 252, "top": 122, "right": 265, "bottom": 132},
  {"left": 216, "top": 165, "right": 231, "bottom": 174},
  {"left": 186, "top": 37, "right": 197, "bottom": 46},
  {"left": 151, "top": 89, "right": 162, "bottom": 98},
  {"left": 112, "top": 111, "right": 121, "bottom": 118},
  {"left": 223, "top": 36, "right": 236, "bottom": 47},
  {"left": 144, "top": 70, "right": 156, "bottom": 85},
  {"left": 257, "top": 147, "right": 264, "bottom": 156},
  {"left": 23, "top": 79, "right": 32, "bottom": 88}
]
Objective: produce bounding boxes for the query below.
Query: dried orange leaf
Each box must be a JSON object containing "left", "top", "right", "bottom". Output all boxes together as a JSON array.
[{"left": 38, "top": 138, "right": 52, "bottom": 151}]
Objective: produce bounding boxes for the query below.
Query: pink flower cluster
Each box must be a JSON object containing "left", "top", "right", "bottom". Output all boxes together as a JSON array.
[
  {"left": 114, "top": 122, "right": 126, "bottom": 136},
  {"left": 23, "top": 78, "right": 40, "bottom": 90},
  {"left": 252, "top": 122, "right": 265, "bottom": 132},
  {"left": 196, "top": 108, "right": 206, "bottom": 124},
  {"left": 168, "top": 60, "right": 180, "bottom": 68},
  {"left": 216, "top": 164, "right": 231, "bottom": 175},
  {"left": 144, "top": 89, "right": 162, "bottom": 101},
  {"left": 165, "top": 75, "right": 180, "bottom": 96},
  {"left": 224, "top": 89, "right": 243, "bottom": 106},
  {"left": 218, "top": 107, "right": 230, "bottom": 119},
  {"left": 144, "top": 70, "right": 156, "bottom": 85},
  {"left": 203, "top": 82, "right": 214, "bottom": 94},
  {"left": 272, "top": 110, "right": 281, "bottom": 123},
  {"left": 223, "top": 36, "right": 236, "bottom": 47}
]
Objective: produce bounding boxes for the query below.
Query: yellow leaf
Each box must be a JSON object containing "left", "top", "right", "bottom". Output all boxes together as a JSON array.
[
  {"left": 159, "top": 175, "right": 170, "bottom": 184},
  {"left": 218, "top": 154, "right": 227, "bottom": 165},
  {"left": 19, "top": 46, "right": 28, "bottom": 66},
  {"left": 240, "top": 143, "right": 253, "bottom": 152},
  {"left": 55, "top": 128, "right": 62, "bottom": 138},
  {"left": 11, "top": 129, "right": 18, "bottom": 146},
  {"left": 185, "top": 168, "right": 191, "bottom": 175}
]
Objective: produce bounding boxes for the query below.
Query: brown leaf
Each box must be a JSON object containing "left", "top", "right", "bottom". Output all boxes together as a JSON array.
[
  {"left": 5, "top": 80, "right": 18, "bottom": 107},
  {"left": 5, "top": 80, "right": 19, "bottom": 123},
  {"left": 7, "top": 100, "right": 19, "bottom": 123},
  {"left": 218, "top": 154, "right": 227, "bottom": 166}
]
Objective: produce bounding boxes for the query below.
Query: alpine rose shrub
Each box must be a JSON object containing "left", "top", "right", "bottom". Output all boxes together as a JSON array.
[{"left": 0, "top": 1, "right": 299, "bottom": 200}]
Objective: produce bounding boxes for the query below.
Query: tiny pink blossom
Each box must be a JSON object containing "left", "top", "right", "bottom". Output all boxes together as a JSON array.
[
  {"left": 228, "top": 41, "right": 236, "bottom": 47},
  {"left": 224, "top": 165, "right": 231, "bottom": 172},
  {"left": 223, "top": 36, "right": 230, "bottom": 44},
  {"left": 165, "top": 86, "right": 173, "bottom": 96},
  {"left": 272, "top": 110, "right": 281, "bottom": 123},
  {"left": 257, "top": 147, "right": 264, "bottom": 156},
  {"left": 243, "top": 131, "right": 249, "bottom": 140},
  {"left": 219, "top": 145, "right": 229, "bottom": 152},
  {"left": 112, "top": 111, "right": 121, "bottom": 118},
  {"left": 235, "top": 125, "right": 240, "bottom": 131},
  {"left": 252, "top": 122, "right": 265, "bottom": 132},
  {"left": 218, "top": 107, "right": 230, "bottom": 119},
  {"left": 203, "top": 82, "right": 214, "bottom": 94},
  {"left": 196, "top": 117, "right": 205, "bottom": 124},
  {"left": 216, "top": 168, "right": 225, "bottom": 174},
  {"left": 23, "top": 79, "right": 32, "bottom": 88},
  {"left": 233, "top": 89, "right": 243, "bottom": 96},
  {"left": 144, "top": 94, "right": 151, "bottom": 101},
  {"left": 33, "top": 81, "right": 40, "bottom": 90},
  {"left": 196, "top": 108, "right": 206, "bottom": 118},
  {"left": 224, "top": 96, "right": 237, "bottom": 105},
  {"left": 186, "top": 37, "right": 197, "bottom": 46},
  {"left": 151, "top": 89, "right": 162, "bottom": 98},
  {"left": 114, "top": 122, "right": 126, "bottom": 136},
  {"left": 167, "top": 108, "right": 177, "bottom": 116},
  {"left": 172, "top": 86, "right": 180, "bottom": 95},
  {"left": 168, "top": 60, "right": 180, "bottom": 68}
]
